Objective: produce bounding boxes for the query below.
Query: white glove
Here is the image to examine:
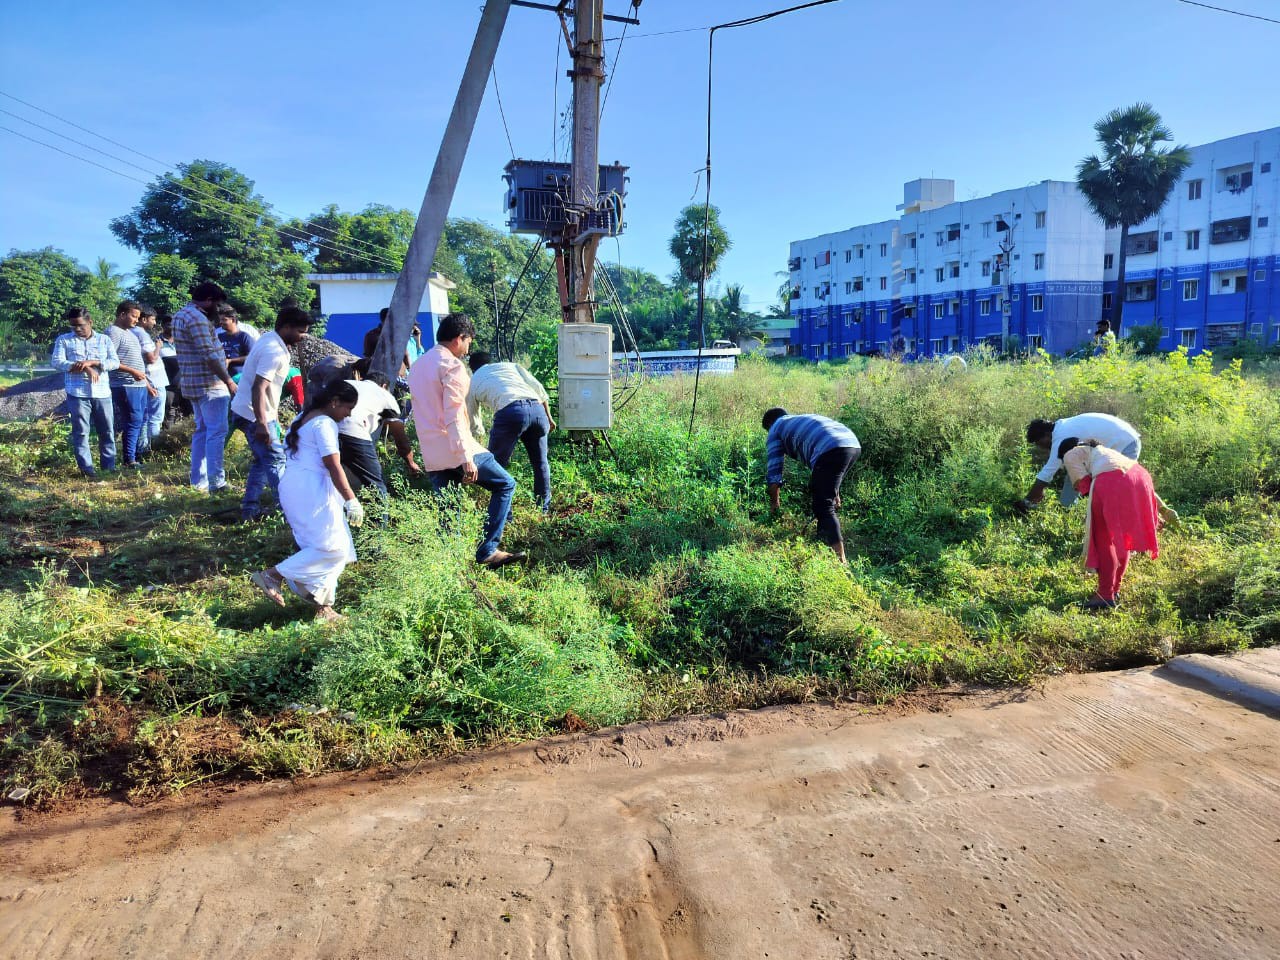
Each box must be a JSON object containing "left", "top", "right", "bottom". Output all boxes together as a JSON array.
[{"left": 344, "top": 498, "right": 365, "bottom": 528}]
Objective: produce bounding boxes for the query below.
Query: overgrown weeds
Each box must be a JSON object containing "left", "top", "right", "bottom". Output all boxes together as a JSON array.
[{"left": 2, "top": 349, "right": 1278, "bottom": 805}]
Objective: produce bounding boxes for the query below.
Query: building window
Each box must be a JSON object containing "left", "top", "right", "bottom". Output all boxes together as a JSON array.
[
  {"left": 1219, "top": 165, "right": 1253, "bottom": 193},
  {"left": 1256, "top": 269, "right": 1267, "bottom": 282},
  {"left": 857, "top": 245, "right": 864, "bottom": 258},
  {"left": 1180, "top": 329, "right": 1197, "bottom": 350},
  {"left": 876, "top": 308, "right": 887, "bottom": 323},
  {"left": 1187, "top": 179, "right": 1202, "bottom": 200},
  {"left": 844, "top": 281, "right": 853, "bottom": 294},
  {"left": 908, "top": 235, "right": 917, "bottom": 248},
  {"left": 1161, "top": 279, "right": 1171, "bottom": 291},
  {"left": 1104, "top": 253, "right": 1114, "bottom": 270},
  {"left": 1125, "top": 281, "right": 1155, "bottom": 302},
  {"left": 930, "top": 338, "right": 942, "bottom": 354},
  {"left": 981, "top": 260, "right": 991, "bottom": 277},
  {"left": 1035, "top": 211, "right": 1046, "bottom": 229},
  {"left": 1125, "top": 230, "right": 1159, "bottom": 255},
  {"left": 1211, "top": 217, "right": 1251, "bottom": 244},
  {"left": 935, "top": 267, "right": 945, "bottom": 283},
  {"left": 950, "top": 300, "right": 960, "bottom": 316},
  {"left": 1212, "top": 269, "right": 1248, "bottom": 294},
  {"left": 1028, "top": 334, "right": 1043, "bottom": 351},
  {"left": 1183, "top": 279, "right": 1199, "bottom": 300},
  {"left": 844, "top": 250, "right": 852, "bottom": 263},
  {"left": 946, "top": 223, "right": 961, "bottom": 241},
  {"left": 982, "top": 221, "right": 992, "bottom": 238},
  {"left": 1031, "top": 294, "right": 1044, "bottom": 312},
  {"left": 979, "top": 298, "right": 991, "bottom": 316},
  {"left": 1033, "top": 253, "right": 1045, "bottom": 270},
  {"left": 933, "top": 304, "right": 945, "bottom": 319},
  {"left": 879, "top": 276, "right": 887, "bottom": 290},
  {"left": 879, "top": 243, "right": 887, "bottom": 256},
  {"left": 947, "top": 335, "right": 961, "bottom": 352},
  {"left": 949, "top": 263, "right": 960, "bottom": 279},
  {"left": 907, "top": 270, "right": 916, "bottom": 284},
  {"left": 1263, "top": 162, "right": 1272, "bottom": 174},
  {"left": 903, "top": 304, "right": 916, "bottom": 319},
  {"left": 1102, "top": 292, "right": 1113, "bottom": 309},
  {"left": 1186, "top": 230, "right": 1200, "bottom": 250},
  {"left": 1260, "top": 217, "right": 1270, "bottom": 228}
]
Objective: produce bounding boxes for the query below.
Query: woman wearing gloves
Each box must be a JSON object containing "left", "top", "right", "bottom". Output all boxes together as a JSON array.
[
  {"left": 1058, "top": 438, "right": 1162, "bottom": 611},
  {"left": 252, "top": 380, "right": 364, "bottom": 622}
]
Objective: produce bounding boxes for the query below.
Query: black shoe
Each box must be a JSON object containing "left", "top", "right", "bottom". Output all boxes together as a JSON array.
[{"left": 1082, "top": 597, "right": 1118, "bottom": 612}]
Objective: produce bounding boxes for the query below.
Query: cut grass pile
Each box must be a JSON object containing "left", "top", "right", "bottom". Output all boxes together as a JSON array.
[{"left": 2, "top": 348, "right": 1278, "bottom": 805}]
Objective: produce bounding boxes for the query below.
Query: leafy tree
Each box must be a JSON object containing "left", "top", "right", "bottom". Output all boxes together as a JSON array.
[
  {"left": 111, "top": 160, "right": 313, "bottom": 325},
  {"left": 715, "top": 284, "right": 763, "bottom": 344},
  {"left": 133, "top": 254, "right": 198, "bottom": 316},
  {"left": 281, "top": 203, "right": 415, "bottom": 274},
  {"left": 86, "top": 258, "right": 126, "bottom": 322},
  {"left": 0, "top": 247, "right": 97, "bottom": 344},
  {"left": 1076, "top": 104, "right": 1191, "bottom": 332},
  {"left": 668, "top": 203, "right": 731, "bottom": 286}
]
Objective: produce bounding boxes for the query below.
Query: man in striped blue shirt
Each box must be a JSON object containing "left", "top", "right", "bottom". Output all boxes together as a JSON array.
[{"left": 763, "top": 408, "right": 861, "bottom": 563}]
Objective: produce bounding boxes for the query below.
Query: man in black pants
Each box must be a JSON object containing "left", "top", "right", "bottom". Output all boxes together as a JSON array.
[{"left": 762, "top": 407, "right": 861, "bottom": 563}]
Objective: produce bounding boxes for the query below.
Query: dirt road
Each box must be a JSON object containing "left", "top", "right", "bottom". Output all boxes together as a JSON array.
[{"left": 4, "top": 654, "right": 1279, "bottom": 959}]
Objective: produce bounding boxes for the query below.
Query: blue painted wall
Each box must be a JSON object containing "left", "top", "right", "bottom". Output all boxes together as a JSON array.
[{"left": 325, "top": 311, "right": 438, "bottom": 359}]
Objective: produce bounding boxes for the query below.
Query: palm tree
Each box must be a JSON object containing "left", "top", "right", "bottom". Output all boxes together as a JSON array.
[
  {"left": 1076, "top": 103, "right": 1191, "bottom": 334},
  {"left": 669, "top": 203, "right": 731, "bottom": 348}
]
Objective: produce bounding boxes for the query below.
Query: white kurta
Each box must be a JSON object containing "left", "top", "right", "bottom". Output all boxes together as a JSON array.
[{"left": 276, "top": 416, "right": 356, "bottom": 606}]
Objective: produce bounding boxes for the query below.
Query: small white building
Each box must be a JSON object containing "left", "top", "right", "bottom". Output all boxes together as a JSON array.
[{"left": 306, "top": 272, "right": 455, "bottom": 357}]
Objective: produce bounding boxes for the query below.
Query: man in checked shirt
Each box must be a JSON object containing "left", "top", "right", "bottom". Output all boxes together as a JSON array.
[{"left": 172, "top": 281, "right": 238, "bottom": 493}]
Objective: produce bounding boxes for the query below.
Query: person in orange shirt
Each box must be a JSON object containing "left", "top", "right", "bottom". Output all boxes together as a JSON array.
[{"left": 407, "top": 314, "right": 525, "bottom": 569}]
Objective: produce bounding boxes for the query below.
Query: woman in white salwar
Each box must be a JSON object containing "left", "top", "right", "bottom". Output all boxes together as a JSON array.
[{"left": 252, "top": 380, "right": 364, "bottom": 621}]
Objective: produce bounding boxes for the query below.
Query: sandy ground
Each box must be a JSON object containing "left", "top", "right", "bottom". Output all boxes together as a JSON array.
[{"left": 3, "top": 657, "right": 1279, "bottom": 960}]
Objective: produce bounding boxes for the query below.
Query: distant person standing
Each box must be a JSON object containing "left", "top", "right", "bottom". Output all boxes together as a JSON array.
[
  {"left": 173, "top": 281, "right": 237, "bottom": 493},
  {"left": 762, "top": 408, "right": 862, "bottom": 563},
  {"left": 217, "top": 304, "right": 257, "bottom": 375},
  {"left": 229, "top": 306, "right": 313, "bottom": 521},
  {"left": 105, "top": 300, "right": 157, "bottom": 469},
  {"left": 1092, "top": 319, "right": 1117, "bottom": 356},
  {"left": 50, "top": 306, "right": 119, "bottom": 477},
  {"left": 408, "top": 314, "right": 524, "bottom": 569},
  {"left": 466, "top": 351, "right": 555, "bottom": 513},
  {"left": 133, "top": 304, "right": 167, "bottom": 454}
]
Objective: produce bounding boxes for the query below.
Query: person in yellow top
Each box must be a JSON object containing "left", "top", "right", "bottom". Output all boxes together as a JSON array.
[{"left": 406, "top": 315, "right": 525, "bottom": 569}]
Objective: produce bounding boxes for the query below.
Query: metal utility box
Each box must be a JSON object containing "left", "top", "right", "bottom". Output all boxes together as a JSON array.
[
  {"left": 558, "top": 323, "right": 613, "bottom": 430},
  {"left": 503, "top": 160, "right": 629, "bottom": 237}
]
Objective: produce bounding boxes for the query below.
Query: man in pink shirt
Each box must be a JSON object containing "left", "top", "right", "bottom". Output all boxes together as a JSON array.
[{"left": 408, "top": 314, "right": 525, "bottom": 568}]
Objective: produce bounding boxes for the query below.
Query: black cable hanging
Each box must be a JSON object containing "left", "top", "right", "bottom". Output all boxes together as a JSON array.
[{"left": 687, "top": 0, "right": 842, "bottom": 439}]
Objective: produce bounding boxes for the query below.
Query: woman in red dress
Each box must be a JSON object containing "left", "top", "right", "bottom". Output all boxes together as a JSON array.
[{"left": 1058, "top": 438, "right": 1162, "bottom": 611}]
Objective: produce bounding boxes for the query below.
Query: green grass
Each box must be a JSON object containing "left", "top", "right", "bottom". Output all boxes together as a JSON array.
[{"left": 2, "top": 347, "right": 1279, "bottom": 805}]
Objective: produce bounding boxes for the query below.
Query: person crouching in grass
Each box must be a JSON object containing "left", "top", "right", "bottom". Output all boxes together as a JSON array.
[
  {"left": 251, "top": 380, "right": 363, "bottom": 622},
  {"left": 1058, "top": 437, "right": 1162, "bottom": 612},
  {"left": 762, "top": 407, "right": 861, "bottom": 564}
]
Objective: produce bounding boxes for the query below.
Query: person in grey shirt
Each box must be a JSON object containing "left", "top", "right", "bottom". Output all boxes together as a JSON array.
[{"left": 104, "top": 300, "right": 158, "bottom": 468}]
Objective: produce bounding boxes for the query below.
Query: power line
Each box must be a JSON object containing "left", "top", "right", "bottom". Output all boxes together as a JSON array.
[
  {"left": 599, "top": 0, "right": 636, "bottom": 124},
  {"left": 0, "top": 89, "right": 403, "bottom": 266},
  {"left": 490, "top": 65, "right": 517, "bottom": 161},
  {"left": 0, "top": 124, "right": 401, "bottom": 272},
  {"left": 1173, "top": 0, "right": 1280, "bottom": 24}
]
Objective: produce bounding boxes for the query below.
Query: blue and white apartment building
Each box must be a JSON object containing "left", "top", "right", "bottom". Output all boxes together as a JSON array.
[{"left": 788, "top": 126, "right": 1279, "bottom": 358}]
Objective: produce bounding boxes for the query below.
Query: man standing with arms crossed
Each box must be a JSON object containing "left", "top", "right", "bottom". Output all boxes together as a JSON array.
[
  {"left": 173, "top": 282, "right": 237, "bottom": 493},
  {"left": 230, "top": 305, "right": 313, "bottom": 521},
  {"left": 50, "top": 306, "right": 119, "bottom": 477},
  {"left": 408, "top": 315, "right": 524, "bottom": 569}
]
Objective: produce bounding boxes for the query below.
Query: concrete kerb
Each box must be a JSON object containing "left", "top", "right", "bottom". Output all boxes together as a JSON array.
[{"left": 1161, "top": 649, "right": 1280, "bottom": 715}]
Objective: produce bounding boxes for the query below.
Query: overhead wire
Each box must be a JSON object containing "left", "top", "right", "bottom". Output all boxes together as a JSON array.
[
  {"left": 687, "top": 0, "right": 843, "bottom": 438},
  {"left": 598, "top": 0, "right": 635, "bottom": 124},
  {"left": 1172, "top": 0, "right": 1280, "bottom": 24},
  {"left": 491, "top": 65, "right": 517, "bottom": 161},
  {"left": 0, "top": 89, "right": 404, "bottom": 268},
  {"left": 0, "top": 124, "right": 402, "bottom": 272}
]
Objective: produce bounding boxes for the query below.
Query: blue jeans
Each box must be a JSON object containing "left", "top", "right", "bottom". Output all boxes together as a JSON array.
[
  {"left": 139, "top": 388, "right": 165, "bottom": 452},
  {"left": 429, "top": 452, "right": 517, "bottom": 561},
  {"left": 66, "top": 395, "right": 116, "bottom": 474},
  {"left": 232, "top": 414, "right": 285, "bottom": 517},
  {"left": 111, "top": 385, "right": 149, "bottom": 465},
  {"left": 488, "top": 399, "right": 551, "bottom": 511},
  {"left": 189, "top": 393, "right": 231, "bottom": 490}
]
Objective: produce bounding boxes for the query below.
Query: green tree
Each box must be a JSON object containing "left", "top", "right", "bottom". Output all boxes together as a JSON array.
[
  {"left": 86, "top": 258, "right": 126, "bottom": 321},
  {"left": 133, "top": 253, "right": 198, "bottom": 316},
  {"left": 110, "top": 160, "right": 313, "bottom": 325},
  {"left": 668, "top": 203, "right": 731, "bottom": 286},
  {"left": 282, "top": 203, "right": 415, "bottom": 273},
  {"left": 1076, "top": 104, "right": 1191, "bottom": 333},
  {"left": 715, "top": 284, "right": 763, "bottom": 344},
  {"left": 0, "top": 247, "right": 96, "bottom": 344}
]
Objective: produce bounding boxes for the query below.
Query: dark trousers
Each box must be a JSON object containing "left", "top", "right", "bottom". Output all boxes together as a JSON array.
[
  {"left": 338, "top": 434, "right": 388, "bottom": 497},
  {"left": 810, "top": 446, "right": 860, "bottom": 547},
  {"left": 487, "top": 399, "right": 551, "bottom": 511}
]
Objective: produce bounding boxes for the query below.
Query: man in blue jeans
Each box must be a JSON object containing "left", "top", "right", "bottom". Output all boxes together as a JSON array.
[
  {"left": 229, "top": 306, "right": 313, "bottom": 521},
  {"left": 173, "top": 282, "right": 238, "bottom": 493},
  {"left": 50, "top": 306, "right": 119, "bottom": 477},
  {"left": 105, "top": 300, "right": 158, "bottom": 468},
  {"left": 406, "top": 314, "right": 525, "bottom": 569},
  {"left": 466, "top": 351, "right": 555, "bottom": 513}
]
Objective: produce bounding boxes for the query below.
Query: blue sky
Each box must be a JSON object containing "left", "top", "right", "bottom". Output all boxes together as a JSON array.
[{"left": 1, "top": 0, "right": 1277, "bottom": 312}]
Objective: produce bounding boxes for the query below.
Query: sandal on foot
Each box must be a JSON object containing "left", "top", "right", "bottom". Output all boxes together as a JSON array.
[{"left": 251, "top": 571, "right": 286, "bottom": 607}]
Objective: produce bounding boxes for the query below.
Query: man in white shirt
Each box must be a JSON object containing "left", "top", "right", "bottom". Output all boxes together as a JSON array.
[
  {"left": 334, "top": 360, "right": 421, "bottom": 497},
  {"left": 230, "top": 306, "right": 313, "bottom": 521},
  {"left": 466, "top": 351, "right": 556, "bottom": 513},
  {"left": 1021, "top": 413, "right": 1141, "bottom": 508}
]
